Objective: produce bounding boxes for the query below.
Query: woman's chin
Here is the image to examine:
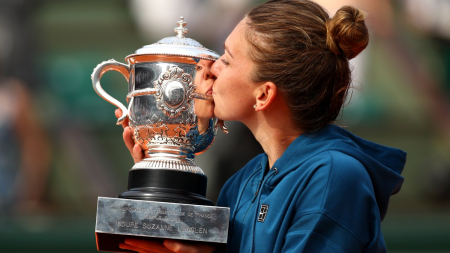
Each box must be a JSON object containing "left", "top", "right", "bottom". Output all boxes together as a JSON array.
[
  {"left": 206, "top": 108, "right": 215, "bottom": 120},
  {"left": 213, "top": 108, "right": 225, "bottom": 121}
]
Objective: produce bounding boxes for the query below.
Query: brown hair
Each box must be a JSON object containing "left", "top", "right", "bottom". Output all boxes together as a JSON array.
[{"left": 245, "top": 0, "right": 369, "bottom": 132}]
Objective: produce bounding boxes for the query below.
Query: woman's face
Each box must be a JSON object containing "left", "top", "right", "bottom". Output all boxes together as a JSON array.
[
  {"left": 211, "top": 18, "right": 259, "bottom": 123},
  {"left": 194, "top": 59, "right": 215, "bottom": 120}
]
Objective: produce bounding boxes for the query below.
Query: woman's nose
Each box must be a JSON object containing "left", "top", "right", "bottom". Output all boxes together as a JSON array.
[
  {"left": 211, "top": 60, "right": 220, "bottom": 79},
  {"left": 203, "top": 60, "right": 216, "bottom": 80}
]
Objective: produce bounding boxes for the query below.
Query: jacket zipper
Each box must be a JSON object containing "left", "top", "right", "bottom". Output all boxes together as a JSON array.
[
  {"left": 252, "top": 167, "right": 278, "bottom": 203},
  {"left": 250, "top": 167, "right": 278, "bottom": 252},
  {"left": 228, "top": 168, "right": 261, "bottom": 248}
]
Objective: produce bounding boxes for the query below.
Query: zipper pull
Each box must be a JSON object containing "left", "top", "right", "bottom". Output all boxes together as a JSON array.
[{"left": 252, "top": 180, "right": 262, "bottom": 202}]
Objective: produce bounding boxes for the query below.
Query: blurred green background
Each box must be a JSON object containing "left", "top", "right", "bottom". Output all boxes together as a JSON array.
[{"left": 0, "top": 0, "right": 449, "bottom": 252}]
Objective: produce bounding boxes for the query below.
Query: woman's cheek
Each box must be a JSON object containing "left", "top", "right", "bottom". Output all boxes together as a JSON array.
[
  {"left": 215, "top": 99, "right": 230, "bottom": 119},
  {"left": 213, "top": 104, "right": 223, "bottom": 119}
]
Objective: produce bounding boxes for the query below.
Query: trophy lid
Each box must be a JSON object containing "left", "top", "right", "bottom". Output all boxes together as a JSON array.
[{"left": 126, "top": 17, "right": 220, "bottom": 61}]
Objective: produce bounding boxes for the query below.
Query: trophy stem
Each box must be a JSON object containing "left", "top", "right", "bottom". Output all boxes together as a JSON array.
[
  {"left": 118, "top": 169, "right": 214, "bottom": 206},
  {"left": 132, "top": 157, "right": 205, "bottom": 174}
]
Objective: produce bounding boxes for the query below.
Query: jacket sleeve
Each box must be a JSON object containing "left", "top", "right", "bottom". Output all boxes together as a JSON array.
[{"left": 281, "top": 212, "right": 362, "bottom": 253}]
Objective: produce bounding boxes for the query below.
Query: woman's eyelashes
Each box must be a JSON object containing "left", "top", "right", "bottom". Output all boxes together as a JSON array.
[
  {"left": 220, "top": 57, "right": 230, "bottom": 66},
  {"left": 196, "top": 65, "right": 203, "bottom": 71}
]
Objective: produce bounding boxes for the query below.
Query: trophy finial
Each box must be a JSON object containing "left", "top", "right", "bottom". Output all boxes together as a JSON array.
[{"left": 174, "top": 16, "right": 188, "bottom": 38}]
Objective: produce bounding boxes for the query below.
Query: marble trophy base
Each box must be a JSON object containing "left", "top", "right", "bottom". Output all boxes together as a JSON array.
[{"left": 95, "top": 169, "right": 230, "bottom": 252}]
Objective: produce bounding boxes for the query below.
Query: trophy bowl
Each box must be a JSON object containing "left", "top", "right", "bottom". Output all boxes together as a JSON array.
[{"left": 91, "top": 17, "right": 229, "bottom": 252}]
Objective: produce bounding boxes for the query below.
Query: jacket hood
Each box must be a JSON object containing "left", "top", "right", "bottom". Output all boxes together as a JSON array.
[{"left": 267, "top": 124, "right": 406, "bottom": 220}]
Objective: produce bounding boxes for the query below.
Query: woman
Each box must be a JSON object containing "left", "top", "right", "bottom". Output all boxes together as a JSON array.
[
  {"left": 193, "top": 58, "right": 215, "bottom": 135},
  {"left": 118, "top": 0, "right": 406, "bottom": 252}
]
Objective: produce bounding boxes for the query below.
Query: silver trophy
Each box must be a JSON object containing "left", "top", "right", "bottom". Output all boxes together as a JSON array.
[{"left": 91, "top": 17, "right": 229, "bottom": 252}]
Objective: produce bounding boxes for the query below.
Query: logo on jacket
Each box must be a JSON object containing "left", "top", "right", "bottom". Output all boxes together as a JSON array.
[{"left": 258, "top": 204, "right": 269, "bottom": 222}]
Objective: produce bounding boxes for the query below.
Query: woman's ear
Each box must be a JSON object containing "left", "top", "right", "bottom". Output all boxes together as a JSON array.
[{"left": 254, "top": 82, "right": 277, "bottom": 111}]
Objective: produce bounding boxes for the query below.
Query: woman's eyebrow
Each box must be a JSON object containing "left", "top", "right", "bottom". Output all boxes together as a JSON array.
[{"left": 224, "top": 43, "right": 234, "bottom": 59}]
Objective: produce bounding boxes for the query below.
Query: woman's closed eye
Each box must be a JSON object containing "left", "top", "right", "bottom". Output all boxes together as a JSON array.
[{"left": 220, "top": 57, "right": 230, "bottom": 66}]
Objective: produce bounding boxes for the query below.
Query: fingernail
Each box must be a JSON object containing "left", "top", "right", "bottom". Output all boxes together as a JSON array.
[{"left": 163, "top": 240, "right": 172, "bottom": 248}]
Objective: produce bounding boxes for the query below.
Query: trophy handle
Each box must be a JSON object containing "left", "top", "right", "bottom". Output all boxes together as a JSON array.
[
  {"left": 91, "top": 59, "right": 131, "bottom": 125},
  {"left": 215, "top": 119, "right": 229, "bottom": 134}
]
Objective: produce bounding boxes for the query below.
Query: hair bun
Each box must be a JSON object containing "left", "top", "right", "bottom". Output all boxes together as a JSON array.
[{"left": 325, "top": 6, "right": 369, "bottom": 59}]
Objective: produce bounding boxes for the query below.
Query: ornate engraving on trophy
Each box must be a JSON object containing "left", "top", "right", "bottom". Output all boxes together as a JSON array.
[
  {"left": 154, "top": 67, "right": 195, "bottom": 118},
  {"left": 111, "top": 206, "right": 217, "bottom": 234},
  {"left": 132, "top": 126, "right": 146, "bottom": 146},
  {"left": 130, "top": 119, "right": 196, "bottom": 149},
  {"left": 114, "top": 221, "right": 211, "bottom": 234},
  {"left": 96, "top": 197, "right": 229, "bottom": 243}
]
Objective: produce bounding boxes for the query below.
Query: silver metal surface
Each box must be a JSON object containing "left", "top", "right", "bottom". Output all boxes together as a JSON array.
[
  {"left": 126, "top": 17, "right": 219, "bottom": 61},
  {"left": 96, "top": 197, "right": 230, "bottom": 243},
  {"left": 91, "top": 17, "right": 220, "bottom": 174},
  {"left": 153, "top": 66, "right": 194, "bottom": 118},
  {"left": 191, "top": 92, "right": 213, "bottom": 101},
  {"left": 92, "top": 59, "right": 130, "bottom": 125},
  {"left": 174, "top": 16, "right": 188, "bottom": 38}
]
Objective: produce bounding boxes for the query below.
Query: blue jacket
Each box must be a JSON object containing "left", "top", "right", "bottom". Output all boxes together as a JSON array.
[{"left": 217, "top": 124, "right": 406, "bottom": 253}]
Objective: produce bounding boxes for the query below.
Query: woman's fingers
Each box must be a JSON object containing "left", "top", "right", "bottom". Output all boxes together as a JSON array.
[
  {"left": 118, "top": 238, "right": 216, "bottom": 253},
  {"left": 115, "top": 108, "right": 129, "bottom": 128},
  {"left": 163, "top": 240, "right": 216, "bottom": 253},
  {"left": 121, "top": 239, "right": 174, "bottom": 253},
  {"left": 123, "top": 127, "right": 135, "bottom": 153},
  {"left": 133, "top": 143, "right": 145, "bottom": 163},
  {"left": 117, "top": 109, "right": 144, "bottom": 163},
  {"left": 123, "top": 126, "right": 145, "bottom": 163},
  {"left": 119, "top": 242, "right": 154, "bottom": 253},
  {"left": 115, "top": 108, "right": 122, "bottom": 120}
]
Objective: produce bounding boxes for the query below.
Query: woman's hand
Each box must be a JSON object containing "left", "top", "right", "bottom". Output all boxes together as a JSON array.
[
  {"left": 115, "top": 109, "right": 145, "bottom": 164},
  {"left": 119, "top": 238, "right": 216, "bottom": 253}
]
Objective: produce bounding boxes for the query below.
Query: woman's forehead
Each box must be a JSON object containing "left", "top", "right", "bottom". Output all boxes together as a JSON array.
[
  {"left": 225, "top": 19, "right": 249, "bottom": 54},
  {"left": 197, "top": 60, "right": 208, "bottom": 67}
]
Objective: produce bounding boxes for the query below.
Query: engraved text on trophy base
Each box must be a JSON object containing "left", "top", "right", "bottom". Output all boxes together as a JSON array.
[{"left": 96, "top": 197, "right": 229, "bottom": 243}]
